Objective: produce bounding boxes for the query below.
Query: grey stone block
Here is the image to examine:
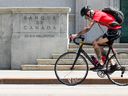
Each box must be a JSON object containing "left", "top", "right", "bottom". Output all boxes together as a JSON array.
[{"left": 0, "top": 7, "right": 71, "bottom": 69}]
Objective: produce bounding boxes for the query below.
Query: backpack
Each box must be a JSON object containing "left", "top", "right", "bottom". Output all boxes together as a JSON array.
[{"left": 102, "top": 7, "right": 124, "bottom": 24}]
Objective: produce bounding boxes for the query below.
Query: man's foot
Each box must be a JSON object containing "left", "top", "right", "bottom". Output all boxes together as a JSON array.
[
  {"left": 90, "top": 64, "right": 103, "bottom": 70},
  {"left": 107, "top": 64, "right": 117, "bottom": 74}
]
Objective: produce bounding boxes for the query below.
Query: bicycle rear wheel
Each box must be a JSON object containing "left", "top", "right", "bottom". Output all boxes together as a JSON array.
[
  {"left": 54, "top": 52, "right": 88, "bottom": 86},
  {"left": 106, "top": 52, "right": 128, "bottom": 86}
]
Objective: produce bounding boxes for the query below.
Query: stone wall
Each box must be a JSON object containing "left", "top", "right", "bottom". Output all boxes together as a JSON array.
[
  {"left": 0, "top": 0, "right": 120, "bottom": 42},
  {"left": 0, "top": 0, "right": 76, "bottom": 35},
  {"left": 0, "top": 7, "right": 71, "bottom": 69}
]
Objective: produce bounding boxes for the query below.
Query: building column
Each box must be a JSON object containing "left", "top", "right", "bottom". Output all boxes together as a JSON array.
[
  {"left": 109, "top": 0, "right": 120, "bottom": 9},
  {"left": 75, "top": 0, "right": 87, "bottom": 33}
]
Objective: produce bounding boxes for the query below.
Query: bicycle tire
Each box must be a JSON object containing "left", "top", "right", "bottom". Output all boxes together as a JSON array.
[
  {"left": 106, "top": 52, "right": 128, "bottom": 86},
  {"left": 54, "top": 52, "right": 88, "bottom": 86}
]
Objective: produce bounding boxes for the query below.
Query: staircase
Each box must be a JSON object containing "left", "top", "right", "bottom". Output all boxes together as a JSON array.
[{"left": 21, "top": 43, "right": 128, "bottom": 70}]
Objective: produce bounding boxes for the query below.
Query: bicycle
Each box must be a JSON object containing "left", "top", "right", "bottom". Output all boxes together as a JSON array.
[{"left": 54, "top": 35, "right": 128, "bottom": 86}]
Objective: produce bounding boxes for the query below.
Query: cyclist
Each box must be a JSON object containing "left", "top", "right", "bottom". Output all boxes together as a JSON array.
[{"left": 71, "top": 6, "right": 122, "bottom": 70}]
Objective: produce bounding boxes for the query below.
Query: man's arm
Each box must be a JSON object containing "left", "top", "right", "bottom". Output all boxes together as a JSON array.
[
  {"left": 77, "top": 20, "right": 95, "bottom": 36},
  {"left": 70, "top": 20, "right": 95, "bottom": 41}
]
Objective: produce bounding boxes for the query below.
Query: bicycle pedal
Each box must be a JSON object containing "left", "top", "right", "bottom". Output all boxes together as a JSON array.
[
  {"left": 90, "top": 68, "right": 99, "bottom": 72},
  {"left": 98, "top": 68, "right": 106, "bottom": 71},
  {"left": 90, "top": 67, "right": 105, "bottom": 72}
]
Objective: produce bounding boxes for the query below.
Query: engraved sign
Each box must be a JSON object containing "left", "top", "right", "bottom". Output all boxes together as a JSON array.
[
  {"left": 12, "top": 14, "right": 61, "bottom": 38},
  {"left": 21, "top": 14, "right": 60, "bottom": 33}
]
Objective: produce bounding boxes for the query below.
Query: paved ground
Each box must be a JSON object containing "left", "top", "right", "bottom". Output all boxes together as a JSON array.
[
  {"left": 0, "top": 70, "right": 128, "bottom": 96},
  {"left": 0, "top": 84, "right": 128, "bottom": 96}
]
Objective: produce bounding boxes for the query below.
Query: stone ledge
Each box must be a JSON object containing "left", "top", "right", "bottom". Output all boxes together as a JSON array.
[
  {"left": 0, "top": 7, "right": 71, "bottom": 13},
  {"left": 0, "top": 78, "right": 113, "bottom": 84}
]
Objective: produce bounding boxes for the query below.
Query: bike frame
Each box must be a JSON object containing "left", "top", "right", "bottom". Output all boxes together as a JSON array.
[{"left": 72, "top": 41, "right": 118, "bottom": 69}]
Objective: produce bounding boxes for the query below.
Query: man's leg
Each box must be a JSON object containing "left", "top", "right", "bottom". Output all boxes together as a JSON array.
[{"left": 93, "top": 37, "right": 109, "bottom": 65}]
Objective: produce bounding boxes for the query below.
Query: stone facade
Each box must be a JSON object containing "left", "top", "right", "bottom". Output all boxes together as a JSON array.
[
  {"left": 0, "top": 0, "right": 120, "bottom": 69},
  {"left": 0, "top": 0, "right": 120, "bottom": 41},
  {"left": 0, "top": 7, "right": 71, "bottom": 69}
]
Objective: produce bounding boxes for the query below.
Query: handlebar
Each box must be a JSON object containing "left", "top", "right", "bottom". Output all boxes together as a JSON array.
[
  {"left": 73, "top": 35, "right": 93, "bottom": 46},
  {"left": 73, "top": 35, "right": 85, "bottom": 45}
]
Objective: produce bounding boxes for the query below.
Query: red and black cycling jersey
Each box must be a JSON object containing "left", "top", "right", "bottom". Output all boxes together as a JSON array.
[{"left": 93, "top": 10, "right": 122, "bottom": 30}]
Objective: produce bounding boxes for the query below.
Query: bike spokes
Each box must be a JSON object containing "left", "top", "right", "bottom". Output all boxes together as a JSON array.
[
  {"left": 107, "top": 52, "right": 128, "bottom": 86},
  {"left": 54, "top": 52, "right": 88, "bottom": 86}
]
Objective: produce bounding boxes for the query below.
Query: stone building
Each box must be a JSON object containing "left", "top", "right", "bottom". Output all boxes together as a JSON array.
[
  {"left": 0, "top": 0, "right": 127, "bottom": 43},
  {"left": 0, "top": 0, "right": 127, "bottom": 69}
]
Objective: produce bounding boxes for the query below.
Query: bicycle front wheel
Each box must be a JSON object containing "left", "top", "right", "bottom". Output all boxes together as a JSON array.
[
  {"left": 54, "top": 52, "right": 88, "bottom": 86},
  {"left": 106, "top": 52, "right": 128, "bottom": 86}
]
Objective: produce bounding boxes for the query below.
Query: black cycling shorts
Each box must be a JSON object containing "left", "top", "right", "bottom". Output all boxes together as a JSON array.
[{"left": 102, "top": 29, "right": 121, "bottom": 42}]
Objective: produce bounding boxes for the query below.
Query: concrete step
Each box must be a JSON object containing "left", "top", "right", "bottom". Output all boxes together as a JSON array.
[
  {"left": 22, "top": 58, "right": 128, "bottom": 70},
  {"left": 69, "top": 43, "right": 128, "bottom": 48},
  {"left": 22, "top": 58, "right": 94, "bottom": 70},
  {"left": 21, "top": 43, "right": 128, "bottom": 71},
  {"left": 37, "top": 59, "right": 57, "bottom": 65},
  {"left": 37, "top": 58, "right": 128, "bottom": 65},
  {"left": 52, "top": 52, "right": 118, "bottom": 59},
  {"left": 37, "top": 59, "right": 96, "bottom": 65},
  {"left": 37, "top": 59, "right": 91, "bottom": 65},
  {"left": 21, "top": 65, "right": 54, "bottom": 70},
  {"left": 52, "top": 53, "right": 115, "bottom": 59},
  {"left": 52, "top": 53, "right": 96, "bottom": 59},
  {"left": 68, "top": 48, "right": 128, "bottom": 53},
  {"left": 54, "top": 44, "right": 128, "bottom": 58},
  {"left": 21, "top": 64, "right": 92, "bottom": 71}
]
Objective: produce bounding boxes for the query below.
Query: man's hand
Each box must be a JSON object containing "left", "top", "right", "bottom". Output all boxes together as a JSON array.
[{"left": 69, "top": 34, "right": 78, "bottom": 42}]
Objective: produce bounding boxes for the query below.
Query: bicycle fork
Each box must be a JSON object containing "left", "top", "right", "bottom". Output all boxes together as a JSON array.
[
  {"left": 70, "top": 51, "right": 81, "bottom": 70},
  {"left": 70, "top": 45, "right": 83, "bottom": 70}
]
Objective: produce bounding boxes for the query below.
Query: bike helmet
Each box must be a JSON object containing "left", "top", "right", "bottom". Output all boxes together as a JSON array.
[{"left": 80, "top": 6, "right": 90, "bottom": 17}]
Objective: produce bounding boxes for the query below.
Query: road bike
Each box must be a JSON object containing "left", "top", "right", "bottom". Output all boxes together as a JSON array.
[{"left": 54, "top": 35, "right": 128, "bottom": 86}]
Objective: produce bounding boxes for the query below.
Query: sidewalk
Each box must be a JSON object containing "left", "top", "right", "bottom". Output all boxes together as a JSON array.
[{"left": 0, "top": 70, "right": 113, "bottom": 84}]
